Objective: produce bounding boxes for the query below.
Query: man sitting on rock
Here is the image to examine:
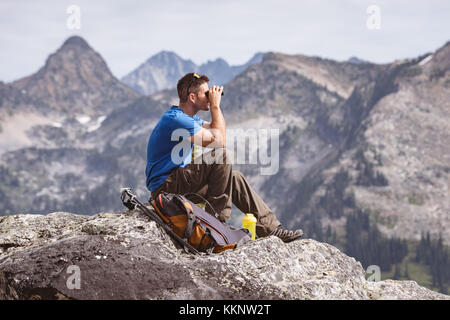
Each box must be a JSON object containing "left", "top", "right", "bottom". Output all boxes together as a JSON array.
[{"left": 145, "top": 72, "right": 303, "bottom": 242}]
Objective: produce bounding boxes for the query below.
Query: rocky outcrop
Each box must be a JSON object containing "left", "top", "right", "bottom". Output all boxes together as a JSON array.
[{"left": 0, "top": 209, "right": 447, "bottom": 300}]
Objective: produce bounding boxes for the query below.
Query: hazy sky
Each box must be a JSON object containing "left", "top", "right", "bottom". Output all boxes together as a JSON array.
[{"left": 1, "top": 0, "right": 449, "bottom": 82}]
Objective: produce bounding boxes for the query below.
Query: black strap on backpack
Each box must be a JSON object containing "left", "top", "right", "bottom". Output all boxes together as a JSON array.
[
  {"left": 182, "top": 192, "right": 220, "bottom": 219},
  {"left": 120, "top": 188, "right": 200, "bottom": 255}
]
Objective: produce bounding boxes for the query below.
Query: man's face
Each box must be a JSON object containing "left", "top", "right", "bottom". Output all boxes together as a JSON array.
[{"left": 192, "top": 82, "right": 210, "bottom": 111}]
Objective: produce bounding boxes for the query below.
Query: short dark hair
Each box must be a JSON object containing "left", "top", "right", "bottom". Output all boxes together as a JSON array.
[{"left": 177, "top": 72, "right": 209, "bottom": 102}]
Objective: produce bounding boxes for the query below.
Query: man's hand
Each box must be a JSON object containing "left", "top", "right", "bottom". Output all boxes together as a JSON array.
[
  {"left": 208, "top": 85, "right": 223, "bottom": 108},
  {"left": 189, "top": 85, "right": 226, "bottom": 148}
]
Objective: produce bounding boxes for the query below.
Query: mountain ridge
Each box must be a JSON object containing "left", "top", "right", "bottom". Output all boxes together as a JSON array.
[{"left": 121, "top": 51, "right": 264, "bottom": 94}]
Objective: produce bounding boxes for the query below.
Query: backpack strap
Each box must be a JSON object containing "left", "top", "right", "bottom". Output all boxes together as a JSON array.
[
  {"left": 173, "top": 195, "right": 197, "bottom": 241},
  {"left": 183, "top": 206, "right": 196, "bottom": 242},
  {"left": 204, "top": 238, "right": 215, "bottom": 254},
  {"left": 198, "top": 228, "right": 214, "bottom": 254},
  {"left": 182, "top": 193, "right": 220, "bottom": 219}
]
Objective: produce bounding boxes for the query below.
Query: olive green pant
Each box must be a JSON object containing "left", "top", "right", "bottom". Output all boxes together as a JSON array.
[{"left": 151, "top": 148, "right": 281, "bottom": 237}]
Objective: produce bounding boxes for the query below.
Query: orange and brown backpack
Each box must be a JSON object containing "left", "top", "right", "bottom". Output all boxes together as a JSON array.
[{"left": 121, "top": 188, "right": 250, "bottom": 254}]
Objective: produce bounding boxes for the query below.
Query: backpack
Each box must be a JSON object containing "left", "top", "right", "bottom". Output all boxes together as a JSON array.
[{"left": 120, "top": 188, "right": 250, "bottom": 254}]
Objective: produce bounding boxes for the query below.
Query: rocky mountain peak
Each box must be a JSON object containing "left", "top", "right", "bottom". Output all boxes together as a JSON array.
[
  {"left": 42, "top": 36, "right": 110, "bottom": 78},
  {"left": 203, "top": 57, "right": 230, "bottom": 68},
  {"left": 150, "top": 50, "right": 191, "bottom": 63},
  {"left": 144, "top": 51, "right": 191, "bottom": 70},
  {"left": 348, "top": 56, "right": 370, "bottom": 64},
  {"left": 121, "top": 51, "right": 264, "bottom": 94},
  {"left": 61, "top": 35, "right": 91, "bottom": 50},
  {"left": 11, "top": 36, "right": 139, "bottom": 116}
]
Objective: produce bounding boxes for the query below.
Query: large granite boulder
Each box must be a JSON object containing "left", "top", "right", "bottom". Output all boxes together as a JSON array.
[{"left": 0, "top": 208, "right": 448, "bottom": 300}]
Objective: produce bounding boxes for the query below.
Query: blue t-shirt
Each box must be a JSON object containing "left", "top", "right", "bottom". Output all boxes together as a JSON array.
[{"left": 145, "top": 106, "right": 204, "bottom": 192}]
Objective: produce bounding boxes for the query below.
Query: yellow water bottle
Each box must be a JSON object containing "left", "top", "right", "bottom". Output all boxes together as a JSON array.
[
  {"left": 242, "top": 213, "right": 257, "bottom": 240},
  {"left": 196, "top": 202, "right": 206, "bottom": 209}
]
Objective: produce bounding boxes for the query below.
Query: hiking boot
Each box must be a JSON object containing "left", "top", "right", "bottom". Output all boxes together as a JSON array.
[{"left": 269, "top": 226, "right": 303, "bottom": 243}]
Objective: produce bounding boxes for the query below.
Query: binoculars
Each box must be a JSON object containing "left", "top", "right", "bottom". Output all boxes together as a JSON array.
[{"left": 205, "top": 90, "right": 224, "bottom": 98}]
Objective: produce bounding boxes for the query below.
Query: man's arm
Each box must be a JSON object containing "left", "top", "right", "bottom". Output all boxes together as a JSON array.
[
  {"left": 202, "top": 121, "right": 211, "bottom": 129},
  {"left": 190, "top": 86, "right": 226, "bottom": 148}
]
